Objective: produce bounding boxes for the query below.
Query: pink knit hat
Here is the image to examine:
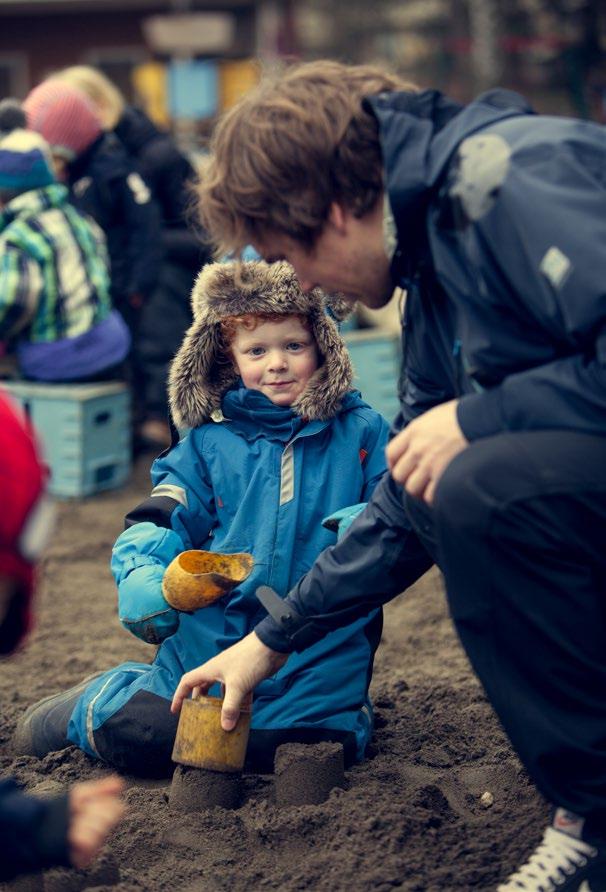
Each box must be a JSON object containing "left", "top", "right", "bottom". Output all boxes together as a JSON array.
[{"left": 24, "top": 81, "right": 103, "bottom": 161}]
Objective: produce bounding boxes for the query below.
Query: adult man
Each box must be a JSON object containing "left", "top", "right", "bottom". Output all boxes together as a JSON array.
[{"left": 172, "top": 60, "right": 606, "bottom": 890}]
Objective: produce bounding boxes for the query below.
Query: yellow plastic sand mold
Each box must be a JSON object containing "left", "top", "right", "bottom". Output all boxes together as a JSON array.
[
  {"left": 162, "top": 550, "right": 254, "bottom": 612},
  {"left": 171, "top": 693, "right": 252, "bottom": 772}
]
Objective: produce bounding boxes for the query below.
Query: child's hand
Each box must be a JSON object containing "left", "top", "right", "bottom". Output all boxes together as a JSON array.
[
  {"left": 67, "top": 775, "right": 126, "bottom": 869},
  {"left": 322, "top": 503, "right": 367, "bottom": 539},
  {"left": 171, "top": 632, "right": 288, "bottom": 731}
]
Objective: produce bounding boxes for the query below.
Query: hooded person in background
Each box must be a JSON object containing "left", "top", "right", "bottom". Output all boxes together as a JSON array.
[
  {"left": 0, "top": 390, "right": 125, "bottom": 882},
  {"left": 169, "top": 60, "right": 606, "bottom": 892},
  {"left": 52, "top": 65, "right": 212, "bottom": 449}
]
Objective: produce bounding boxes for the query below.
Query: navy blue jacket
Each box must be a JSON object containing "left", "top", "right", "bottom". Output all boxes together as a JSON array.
[
  {"left": 68, "top": 133, "right": 163, "bottom": 305},
  {"left": 255, "top": 88, "right": 606, "bottom": 652},
  {"left": 0, "top": 778, "right": 70, "bottom": 880},
  {"left": 114, "top": 107, "right": 208, "bottom": 272}
]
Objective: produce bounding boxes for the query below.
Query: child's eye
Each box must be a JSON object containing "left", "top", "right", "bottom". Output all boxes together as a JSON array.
[
  {"left": 286, "top": 342, "right": 303, "bottom": 351},
  {"left": 249, "top": 347, "right": 265, "bottom": 356}
]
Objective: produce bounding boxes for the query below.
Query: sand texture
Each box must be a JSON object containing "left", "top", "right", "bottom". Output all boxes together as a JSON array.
[{"left": 0, "top": 456, "right": 548, "bottom": 891}]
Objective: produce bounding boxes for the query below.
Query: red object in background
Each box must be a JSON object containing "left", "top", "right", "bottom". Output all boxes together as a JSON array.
[{"left": 0, "top": 390, "right": 50, "bottom": 653}]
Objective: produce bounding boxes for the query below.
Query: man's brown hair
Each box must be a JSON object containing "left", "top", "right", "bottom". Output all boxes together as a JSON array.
[{"left": 198, "top": 60, "right": 416, "bottom": 257}]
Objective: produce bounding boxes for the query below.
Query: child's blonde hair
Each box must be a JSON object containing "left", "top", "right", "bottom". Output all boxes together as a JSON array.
[{"left": 53, "top": 65, "right": 125, "bottom": 129}]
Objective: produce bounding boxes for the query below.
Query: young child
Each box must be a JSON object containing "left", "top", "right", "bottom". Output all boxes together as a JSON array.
[
  {"left": 13, "top": 261, "right": 390, "bottom": 776},
  {"left": 0, "top": 129, "right": 130, "bottom": 381}
]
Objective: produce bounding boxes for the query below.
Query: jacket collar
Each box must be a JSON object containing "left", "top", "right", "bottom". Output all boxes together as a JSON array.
[
  {"left": 218, "top": 386, "right": 368, "bottom": 443},
  {"left": 366, "top": 88, "right": 535, "bottom": 284},
  {"left": 114, "top": 106, "right": 159, "bottom": 155}
]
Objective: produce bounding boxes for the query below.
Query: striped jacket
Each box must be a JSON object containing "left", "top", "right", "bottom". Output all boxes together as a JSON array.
[{"left": 0, "top": 184, "right": 111, "bottom": 343}]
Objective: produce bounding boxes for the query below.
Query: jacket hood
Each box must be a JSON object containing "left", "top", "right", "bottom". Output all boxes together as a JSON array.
[
  {"left": 169, "top": 260, "right": 354, "bottom": 428},
  {"left": 366, "top": 88, "right": 534, "bottom": 279},
  {"left": 114, "top": 106, "right": 160, "bottom": 155}
]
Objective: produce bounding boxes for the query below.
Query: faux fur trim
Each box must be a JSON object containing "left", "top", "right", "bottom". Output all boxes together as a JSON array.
[{"left": 169, "top": 261, "right": 354, "bottom": 429}]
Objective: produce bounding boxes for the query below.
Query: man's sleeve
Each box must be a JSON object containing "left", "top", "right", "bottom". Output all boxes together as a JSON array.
[
  {"left": 0, "top": 779, "right": 70, "bottom": 881},
  {"left": 255, "top": 471, "right": 433, "bottom": 652}
]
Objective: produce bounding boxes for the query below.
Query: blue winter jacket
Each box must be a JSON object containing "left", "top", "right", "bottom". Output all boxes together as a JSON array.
[
  {"left": 68, "top": 385, "right": 389, "bottom": 761},
  {"left": 254, "top": 87, "right": 606, "bottom": 653}
]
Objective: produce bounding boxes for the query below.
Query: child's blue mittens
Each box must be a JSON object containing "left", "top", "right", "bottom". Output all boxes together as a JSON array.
[
  {"left": 118, "top": 561, "right": 180, "bottom": 644},
  {"left": 322, "top": 503, "right": 367, "bottom": 539}
]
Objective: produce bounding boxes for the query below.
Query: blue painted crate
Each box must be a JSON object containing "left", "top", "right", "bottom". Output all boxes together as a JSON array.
[
  {"left": 3, "top": 381, "right": 131, "bottom": 498},
  {"left": 344, "top": 329, "right": 401, "bottom": 423}
]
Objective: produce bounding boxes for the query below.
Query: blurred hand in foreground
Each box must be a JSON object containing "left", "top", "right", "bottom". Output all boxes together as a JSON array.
[
  {"left": 68, "top": 775, "right": 126, "bottom": 869},
  {"left": 171, "top": 632, "right": 289, "bottom": 731}
]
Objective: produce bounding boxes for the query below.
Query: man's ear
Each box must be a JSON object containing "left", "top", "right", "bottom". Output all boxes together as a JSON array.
[{"left": 327, "top": 202, "right": 348, "bottom": 233}]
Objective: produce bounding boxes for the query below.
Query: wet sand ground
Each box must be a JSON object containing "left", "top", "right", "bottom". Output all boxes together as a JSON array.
[{"left": 0, "top": 455, "right": 547, "bottom": 891}]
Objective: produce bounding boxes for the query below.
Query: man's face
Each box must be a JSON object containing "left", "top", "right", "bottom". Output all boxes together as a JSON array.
[{"left": 253, "top": 202, "right": 394, "bottom": 309}]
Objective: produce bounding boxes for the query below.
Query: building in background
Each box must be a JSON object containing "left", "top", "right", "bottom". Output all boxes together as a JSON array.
[
  {"left": 0, "top": 0, "right": 604, "bottom": 149},
  {"left": 296, "top": 0, "right": 606, "bottom": 119},
  {"left": 0, "top": 0, "right": 298, "bottom": 145}
]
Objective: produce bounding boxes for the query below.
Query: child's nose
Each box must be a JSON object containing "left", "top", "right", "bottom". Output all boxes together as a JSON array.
[{"left": 268, "top": 350, "right": 287, "bottom": 370}]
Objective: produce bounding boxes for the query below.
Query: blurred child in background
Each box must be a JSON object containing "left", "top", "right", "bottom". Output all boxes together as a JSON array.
[{"left": 0, "top": 128, "right": 129, "bottom": 382}]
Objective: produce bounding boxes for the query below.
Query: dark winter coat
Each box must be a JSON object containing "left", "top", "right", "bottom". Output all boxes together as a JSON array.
[
  {"left": 68, "top": 133, "right": 163, "bottom": 308},
  {"left": 253, "top": 87, "right": 606, "bottom": 653},
  {"left": 113, "top": 107, "right": 208, "bottom": 271}
]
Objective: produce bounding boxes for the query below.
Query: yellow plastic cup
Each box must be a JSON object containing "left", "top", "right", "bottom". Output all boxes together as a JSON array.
[
  {"left": 171, "top": 694, "right": 252, "bottom": 773},
  {"left": 162, "top": 550, "right": 254, "bottom": 612}
]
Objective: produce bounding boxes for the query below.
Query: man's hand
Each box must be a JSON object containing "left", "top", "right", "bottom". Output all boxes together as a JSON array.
[
  {"left": 386, "top": 399, "right": 468, "bottom": 504},
  {"left": 171, "top": 631, "right": 289, "bottom": 731},
  {"left": 68, "top": 775, "right": 126, "bottom": 869}
]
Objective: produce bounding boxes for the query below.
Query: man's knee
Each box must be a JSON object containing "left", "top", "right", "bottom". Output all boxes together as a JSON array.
[{"left": 432, "top": 442, "right": 498, "bottom": 536}]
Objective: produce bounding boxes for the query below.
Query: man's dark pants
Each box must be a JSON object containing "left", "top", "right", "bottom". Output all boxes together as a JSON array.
[{"left": 405, "top": 430, "right": 606, "bottom": 835}]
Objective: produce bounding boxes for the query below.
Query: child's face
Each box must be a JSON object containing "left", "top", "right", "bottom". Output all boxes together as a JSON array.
[{"left": 231, "top": 316, "right": 319, "bottom": 407}]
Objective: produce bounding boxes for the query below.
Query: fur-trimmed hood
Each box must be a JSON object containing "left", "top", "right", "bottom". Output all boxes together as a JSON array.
[{"left": 169, "top": 260, "right": 355, "bottom": 429}]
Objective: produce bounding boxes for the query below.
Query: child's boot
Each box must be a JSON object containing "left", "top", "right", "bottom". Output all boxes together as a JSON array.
[{"left": 11, "top": 672, "right": 102, "bottom": 758}]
